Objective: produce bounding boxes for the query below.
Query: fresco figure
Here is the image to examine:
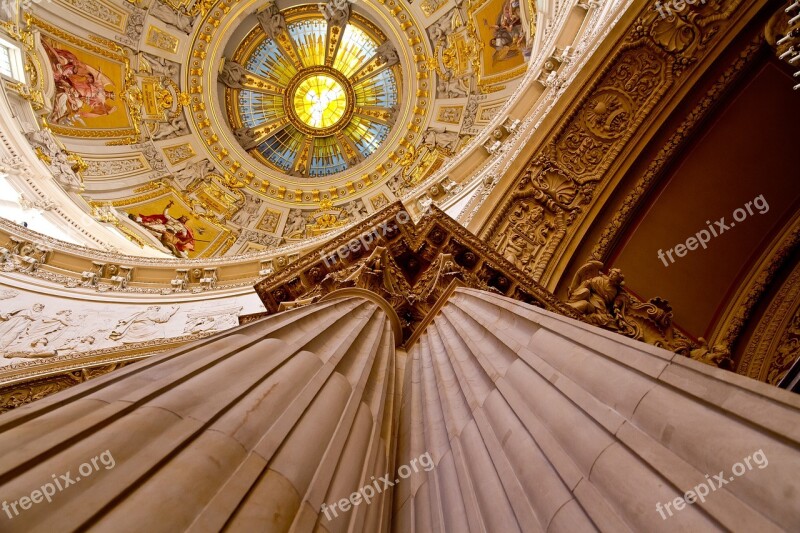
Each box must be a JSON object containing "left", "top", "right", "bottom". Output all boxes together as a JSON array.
[
  {"left": 43, "top": 38, "right": 118, "bottom": 126},
  {"left": 129, "top": 200, "right": 195, "bottom": 258},
  {"left": 485, "top": 0, "right": 525, "bottom": 63}
]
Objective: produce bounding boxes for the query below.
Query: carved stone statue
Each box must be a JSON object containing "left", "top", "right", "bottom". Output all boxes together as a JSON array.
[
  {"left": 437, "top": 74, "right": 468, "bottom": 98},
  {"left": 440, "top": 177, "right": 462, "bottom": 196},
  {"left": 25, "top": 130, "right": 82, "bottom": 189},
  {"left": 0, "top": 0, "right": 16, "bottom": 22},
  {"left": 174, "top": 158, "right": 217, "bottom": 189},
  {"left": 238, "top": 230, "right": 283, "bottom": 248},
  {"left": 689, "top": 337, "right": 733, "bottom": 368},
  {"left": 183, "top": 306, "right": 243, "bottom": 334},
  {"left": 387, "top": 173, "right": 412, "bottom": 196},
  {"left": 151, "top": 115, "right": 189, "bottom": 141},
  {"left": 319, "top": 0, "right": 350, "bottom": 26},
  {"left": 496, "top": 232, "right": 530, "bottom": 271},
  {"left": 283, "top": 209, "right": 307, "bottom": 238},
  {"left": 140, "top": 52, "right": 180, "bottom": 80},
  {"left": 25, "top": 309, "right": 74, "bottom": 350},
  {"left": 256, "top": 1, "right": 286, "bottom": 40},
  {"left": 0, "top": 288, "right": 18, "bottom": 300},
  {"left": 233, "top": 126, "right": 260, "bottom": 150},
  {"left": 231, "top": 193, "right": 262, "bottom": 226},
  {"left": 56, "top": 335, "right": 97, "bottom": 356},
  {"left": 219, "top": 60, "right": 249, "bottom": 89},
  {"left": 422, "top": 128, "right": 460, "bottom": 154},
  {"left": 51, "top": 151, "right": 81, "bottom": 189},
  {"left": 0, "top": 303, "right": 44, "bottom": 353},
  {"left": 342, "top": 199, "right": 368, "bottom": 221},
  {"left": 150, "top": 1, "right": 195, "bottom": 33},
  {"left": 375, "top": 42, "right": 400, "bottom": 68},
  {"left": 427, "top": 10, "right": 455, "bottom": 43},
  {"left": 566, "top": 261, "right": 625, "bottom": 329}
]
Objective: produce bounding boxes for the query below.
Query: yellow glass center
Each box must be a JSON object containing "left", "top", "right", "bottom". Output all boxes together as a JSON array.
[{"left": 292, "top": 75, "right": 348, "bottom": 130}]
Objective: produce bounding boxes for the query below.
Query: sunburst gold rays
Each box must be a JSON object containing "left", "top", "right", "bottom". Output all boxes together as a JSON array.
[
  {"left": 255, "top": 124, "right": 305, "bottom": 171},
  {"left": 244, "top": 39, "right": 297, "bottom": 87},
  {"left": 343, "top": 116, "right": 390, "bottom": 159},
  {"left": 309, "top": 135, "right": 349, "bottom": 176},
  {"left": 287, "top": 19, "right": 327, "bottom": 68},
  {"left": 352, "top": 69, "right": 398, "bottom": 109},
  {"left": 229, "top": 11, "right": 399, "bottom": 178},
  {"left": 237, "top": 91, "right": 285, "bottom": 128},
  {"left": 334, "top": 24, "right": 378, "bottom": 77}
]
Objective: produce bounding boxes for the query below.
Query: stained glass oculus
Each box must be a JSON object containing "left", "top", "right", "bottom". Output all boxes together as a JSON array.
[
  {"left": 225, "top": 9, "right": 400, "bottom": 178},
  {"left": 293, "top": 75, "right": 347, "bottom": 129}
]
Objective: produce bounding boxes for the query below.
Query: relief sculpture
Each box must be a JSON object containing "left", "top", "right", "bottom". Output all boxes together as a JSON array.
[{"left": 108, "top": 305, "right": 179, "bottom": 343}]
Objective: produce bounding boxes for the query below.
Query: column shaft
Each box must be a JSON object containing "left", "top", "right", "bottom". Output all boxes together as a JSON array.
[
  {"left": 394, "top": 288, "right": 800, "bottom": 532},
  {"left": 0, "top": 297, "right": 398, "bottom": 533}
]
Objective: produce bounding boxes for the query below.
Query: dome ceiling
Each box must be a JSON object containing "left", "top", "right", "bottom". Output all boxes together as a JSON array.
[
  {"left": 7, "top": 0, "right": 537, "bottom": 258},
  {"left": 222, "top": 5, "right": 401, "bottom": 178}
]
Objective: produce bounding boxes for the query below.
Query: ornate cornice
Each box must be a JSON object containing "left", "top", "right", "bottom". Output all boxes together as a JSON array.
[
  {"left": 253, "top": 202, "right": 582, "bottom": 346},
  {"left": 738, "top": 259, "right": 800, "bottom": 383}
]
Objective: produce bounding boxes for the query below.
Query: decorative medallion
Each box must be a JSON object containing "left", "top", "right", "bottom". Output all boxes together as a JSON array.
[{"left": 224, "top": 6, "right": 400, "bottom": 179}]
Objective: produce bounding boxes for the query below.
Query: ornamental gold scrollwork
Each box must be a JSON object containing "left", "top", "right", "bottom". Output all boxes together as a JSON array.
[{"left": 483, "top": 0, "right": 746, "bottom": 290}]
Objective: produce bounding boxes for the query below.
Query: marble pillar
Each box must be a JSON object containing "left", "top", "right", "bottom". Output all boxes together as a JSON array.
[
  {"left": 394, "top": 288, "right": 800, "bottom": 532},
  {"left": 0, "top": 296, "right": 399, "bottom": 532},
  {"left": 0, "top": 288, "right": 799, "bottom": 532}
]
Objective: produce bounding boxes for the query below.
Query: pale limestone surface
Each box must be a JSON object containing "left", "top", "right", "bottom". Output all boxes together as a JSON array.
[
  {"left": 394, "top": 289, "right": 800, "bottom": 532},
  {"left": 0, "top": 289, "right": 798, "bottom": 532}
]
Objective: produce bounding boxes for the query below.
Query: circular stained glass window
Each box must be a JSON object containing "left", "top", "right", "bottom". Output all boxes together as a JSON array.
[{"left": 226, "top": 10, "right": 400, "bottom": 178}]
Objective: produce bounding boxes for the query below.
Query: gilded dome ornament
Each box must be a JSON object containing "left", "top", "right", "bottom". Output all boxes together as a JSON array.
[{"left": 222, "top": 3, "right": 401, "bottom": 179}]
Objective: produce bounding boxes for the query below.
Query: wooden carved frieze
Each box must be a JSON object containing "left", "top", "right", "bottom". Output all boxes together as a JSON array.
[
  {"left": 555, "top": 44, "right": 671, "bottom": 183},
  {"left": 769, "top": 309, "right": 800, "bottom": 385}
]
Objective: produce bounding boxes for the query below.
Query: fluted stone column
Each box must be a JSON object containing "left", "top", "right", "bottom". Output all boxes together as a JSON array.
[
  {"left": 0, "top": 296, "right": 400, "bottom": 533},
  {"left": 2, "top": 286, "right": 800, "bottom": 533},
  {"left": 394, "top": 288, "right": 800, "bottom": 532}
]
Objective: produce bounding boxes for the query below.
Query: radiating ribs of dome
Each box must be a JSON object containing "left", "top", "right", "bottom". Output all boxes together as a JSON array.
[{"left": 222, "top": 6, "right": 400, "bottom": 179}]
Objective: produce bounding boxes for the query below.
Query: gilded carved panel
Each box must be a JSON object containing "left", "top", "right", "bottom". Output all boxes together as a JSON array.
[
  {"left": 738, "top": 260, "right": 800, "bottom": 384},
  {"left": 482, "top": 0, "right": 746, "bottom": 284}
]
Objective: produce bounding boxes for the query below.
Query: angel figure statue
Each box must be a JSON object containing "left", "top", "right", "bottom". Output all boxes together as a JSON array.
[{"left": 566, "top": 260, "right": 625, "bottom": 329}]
